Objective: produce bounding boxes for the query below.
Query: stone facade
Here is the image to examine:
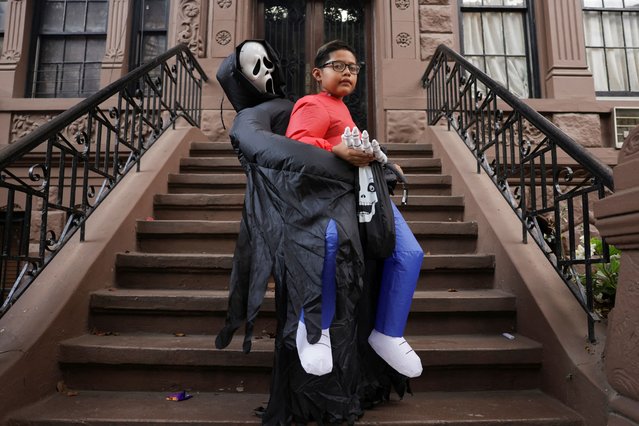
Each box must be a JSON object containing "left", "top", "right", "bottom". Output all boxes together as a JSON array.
[{"left": 552, "top": 113, "right": 603, "bottom": 148}]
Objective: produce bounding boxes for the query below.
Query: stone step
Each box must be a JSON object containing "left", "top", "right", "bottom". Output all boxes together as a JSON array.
[
  {"left": 88, "top": 288, "right": 516, "bottom": 336},
  {"left": 134, "top": 219, "right": 478, "bottom": 255},
  {"left": 179, "top": 157, "right": 443, "bottom": 175},
  {"left": 189, "top": 141, "right": 235, "bottom": 157},
  {"left": 186, "top": 142, "right": 435, "bottom": 159},
  {"left": 114, "top": 252, "right": 495, "bottom": 291},
  {"left": 167, "top": 173, "right": 453, "bottom": 196},
  {"left": 57, "top": 333, "right": 542, "bottom": 393},
  {"left": 5, "top": 389, "right": 583, "bottom": 425},
  {"left": 152, "top": 194, "right": 465, "bottom": 221}
]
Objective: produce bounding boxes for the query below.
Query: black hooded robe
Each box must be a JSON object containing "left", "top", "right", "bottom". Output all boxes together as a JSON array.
[{"left": 215, "top": 41, "right": 407, "bottom": 425}]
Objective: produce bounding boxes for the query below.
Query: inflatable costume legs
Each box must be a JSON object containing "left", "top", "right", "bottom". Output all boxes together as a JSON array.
[
  {"left": 296, "top": 219, "right": 337, "bottom": 376},
  {"left": 368, "top": 203, "right": 423, "bottom": 378}
]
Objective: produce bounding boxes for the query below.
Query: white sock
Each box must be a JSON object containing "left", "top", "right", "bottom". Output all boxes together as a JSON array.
[
  {"left": 296, "top": 321, "right": 333, "bottom": 376},
  {"left": 368, "top": 329, "right": 423, "bottom": 378}
]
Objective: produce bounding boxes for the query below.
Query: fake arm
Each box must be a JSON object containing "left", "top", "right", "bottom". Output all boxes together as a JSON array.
[{"left": 285, "top": 98, "right": 334, "bottom": 151}]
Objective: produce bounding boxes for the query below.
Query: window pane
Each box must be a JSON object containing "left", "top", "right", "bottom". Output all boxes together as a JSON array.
[
  {"left": 86, "top": 1, "right": 108, "bottom": 32},
  {"left": 504, "top": 13, "right": 525, "bottom": 54},
  {"left": 603, "top": 0, "right": 623, "bottom": 7},
  {"left": 40, "top": 38, "right": 64, "bottom": 62},
  {"left": 0, "top": 1, "right": 7, "bottom": 32},
  {"left": 81, "top": 63, "right": 101, "bottom": 94},
  {"left": 587, "top": 48, "right": 608, "bottom": 91},
  {"left": 602, "top": 12, "right": 624, "bottom": 46},
  {"left": 60, "top": 63, "right": 81, "bottom": 96},
  {"left": 583, "top": 0, "right": 603, "bottom": 6},
  {"left": 627, "top": 49, "right": 639, "bottom": 90},
  {"left": 64, "top": 1, "right": 87, "bottom": 32},
  {"left": 504, "top": 0, "right": 526, "bottom": 6},
  {"left": 486, "top": 56, "right": 507, "bottom": 87},
  {"left": 484, "top": 0, "right": 504, "bottom": 5},
  {"left": 142, "top": 34, "right": 166, "bottom": 62},
  {"left": 467, "top": 55, "right": 486, "bottom": 73},
  {"left": 463, "top": 13, "right": 484, "bottom": 54},
  {"left": 85, "top": 37, "right": 105, "bottom": 61},
  {"left": 606, "top": 48, "right": 628, "bottom": 90},
  {"left": 64, "top": 38, "right": 86, "bottom": 62},
  {"left": 584, "top": 12, "right": 603, "bottom": 46},
  {"left": 35, "top": 64, "right": 59, "bottom": 97},
  {"left": 143, "top": 0, "right": 168, "bottom": 30},
  {"left": 625, "top": 0, "right": 639, "bottom": 7},
  {"left": 624, "top": 13, "right": 639, "bottom": 47},
  {"left": 507, "top": 56, "right": 528, "bottom": 97},
  {"left": 482, "top": 13, "right": 505, "bottom": 54},
  {"left": 41, "top": 1, "right": 65, "bottom": 32},
  {"left": 462, "top": 0, "right": 483, "bottom": 5}
]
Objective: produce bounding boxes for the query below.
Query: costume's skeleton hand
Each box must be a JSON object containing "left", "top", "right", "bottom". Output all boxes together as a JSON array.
[{"left": 342, "top": 127, "right": 387, "bottom": 164}]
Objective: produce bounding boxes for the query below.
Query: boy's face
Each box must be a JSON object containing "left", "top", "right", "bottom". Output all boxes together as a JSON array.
[{"left": 312, "top": 49, "right": 358, "bottom": 99}]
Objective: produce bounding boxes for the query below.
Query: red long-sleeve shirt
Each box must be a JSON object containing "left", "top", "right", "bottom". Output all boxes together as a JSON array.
[{"left": 285, "top": 92, "right": 356, "bottom": 151}]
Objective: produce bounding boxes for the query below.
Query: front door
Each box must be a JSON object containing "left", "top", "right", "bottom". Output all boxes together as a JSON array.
[{"left": 257, "top": 0, "right": 372, "bottom": 132}]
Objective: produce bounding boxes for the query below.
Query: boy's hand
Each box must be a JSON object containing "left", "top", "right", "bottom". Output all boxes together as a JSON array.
[{"left": 332, "top": 143, "right": 374, "bottom": 167}]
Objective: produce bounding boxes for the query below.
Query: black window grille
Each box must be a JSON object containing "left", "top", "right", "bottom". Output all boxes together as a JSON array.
[
  {"left": 28, "top": 0, "right": 108, "bottom": 98},
  {"left": 582, "top": 0, "right": 639, "bottom": 95},
  {"left": 459, "top": 0, "right": 538, "bottom": 98}
]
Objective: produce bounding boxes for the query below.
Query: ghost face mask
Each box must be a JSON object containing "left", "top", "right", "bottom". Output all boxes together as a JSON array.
[
  {"left": 239, "top": 41, "right": 276, "bottom": 94},
  {"left": 357, "top": 166, "right": 378, "bottom": 223}
]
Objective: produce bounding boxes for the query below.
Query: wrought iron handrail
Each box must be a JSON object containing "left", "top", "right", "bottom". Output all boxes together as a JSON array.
[
  {"left": 0, "top": 44, "right": 208, "bottom": 317},
  {"left": 422, "top": 44, "right": 614, "bottom": 342}
]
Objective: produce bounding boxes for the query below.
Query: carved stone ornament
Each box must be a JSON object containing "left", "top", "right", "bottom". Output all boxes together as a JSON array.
[
  {"left": 104, "top": 47, "right": 125, "bottom": 62},
  {"left": 396, "top": 32, "right": 412, "bottom": 48},
  {"left": 215, "top": 30, "right": 232, "bottom": 46},
  {"left": 217, "top": 0, "right": 232, "bottom": 8},
  {"left": 1, "top": 49, "right": 21, "bottom": 62},
  {"left": 10, "top": 113, "right": 56, "bottom": 142},
  {"left": 395, "top": 0, "right": 410, "bottom": 10},
  {"left": 621, "top": 125, "right": 639, "bottom": 160},
  {"left": 177, "top": 0, "right": 204, "bottom": 57}
]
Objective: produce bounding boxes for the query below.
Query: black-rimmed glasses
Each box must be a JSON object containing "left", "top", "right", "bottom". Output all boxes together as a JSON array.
[{"left": 319, "top": 61, "right": 362, "bottom": 74}]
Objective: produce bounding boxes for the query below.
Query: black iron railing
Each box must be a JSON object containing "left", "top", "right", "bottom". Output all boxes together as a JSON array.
[
  {"left": 422, "top": 45, "right": 614, "bottom": 342},
  {"left": 0, "top": 44, "right": 208, "bottom": 317}
]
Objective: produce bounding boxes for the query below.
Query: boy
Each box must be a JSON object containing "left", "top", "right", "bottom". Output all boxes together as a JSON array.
[{"left": 286, "top": 40, "right": 424, "bottom": 379}]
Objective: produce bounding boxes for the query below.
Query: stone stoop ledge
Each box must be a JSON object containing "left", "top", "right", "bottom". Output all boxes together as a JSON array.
[
  {"left": 0, "top": 125, "right": 207, "bottom": 422},
  {"left": 427, "top": 125, "right": 610, "bottom": 426},
  {"left": 594, "top": 125, "right": 639, "bottom": 426}
]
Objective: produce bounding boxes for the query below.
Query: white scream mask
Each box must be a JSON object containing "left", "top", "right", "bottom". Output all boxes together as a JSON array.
[
  {"left": 357, "top": 166, "right": 378, "bottom": 223},
  {"left": 239, "top": 41, "right": 276, "bottom": 94}
]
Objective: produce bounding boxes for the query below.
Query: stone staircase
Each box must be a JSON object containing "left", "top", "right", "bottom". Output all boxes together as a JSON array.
[{"left": 6, "top": 140, "right": 583, "bottom": 425}]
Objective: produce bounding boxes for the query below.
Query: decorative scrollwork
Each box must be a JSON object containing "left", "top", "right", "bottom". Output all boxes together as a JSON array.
[
  {"left": 217, "top": 0, "right": 232, "bottom": 7},
  {"left": 28, "top": 164, "right": 48, "bottom": 190},
  {"left": 178, "top": 0, "right": 204, "bottom": 56}
]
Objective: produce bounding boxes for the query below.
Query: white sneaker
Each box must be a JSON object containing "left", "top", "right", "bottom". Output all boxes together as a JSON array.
[
  {"left": 296, "top": 321, "right": 333, "bottom": 376},
  {"left": 368, "top": 329, "right": 423, "bottom": 378}
]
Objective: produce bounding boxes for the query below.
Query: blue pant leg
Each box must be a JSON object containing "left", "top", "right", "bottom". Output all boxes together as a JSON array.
[
  {"left": 374, "top": 203, "right": 424, "bottom": 337},
  {"left": 300, "top": 219, "right": 337, "bottom": 329}
]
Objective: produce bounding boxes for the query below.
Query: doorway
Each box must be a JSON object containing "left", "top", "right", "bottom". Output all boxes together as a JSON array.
[{"left": 257, "top": 0, "right": 373, "bottom": 132}]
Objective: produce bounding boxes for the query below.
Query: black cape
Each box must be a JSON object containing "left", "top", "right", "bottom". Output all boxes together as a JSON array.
[{"left": 215, "top": 40, "right": 407, "bottom": 425}]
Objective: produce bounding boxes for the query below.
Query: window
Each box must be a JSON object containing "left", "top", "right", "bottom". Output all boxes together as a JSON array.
[
  {"left": 29, "top": 0, "right": 108, "bottom": 98},
  {"left": 460, "top": 0, "right": 537, "bottom": 98},
  {"left": 130, "top": 0, "right": 169, "bottom": 70},
  {"left": 0, "top": 1, "right": 7, "bottom": 56},
  {"left": 583, "top": 0, "right": 639, "bottom": 95}
]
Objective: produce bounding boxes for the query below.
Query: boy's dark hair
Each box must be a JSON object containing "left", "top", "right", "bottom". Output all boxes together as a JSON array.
[{"left": 314, "top": 40, "right": 357, "bottom": 68}]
